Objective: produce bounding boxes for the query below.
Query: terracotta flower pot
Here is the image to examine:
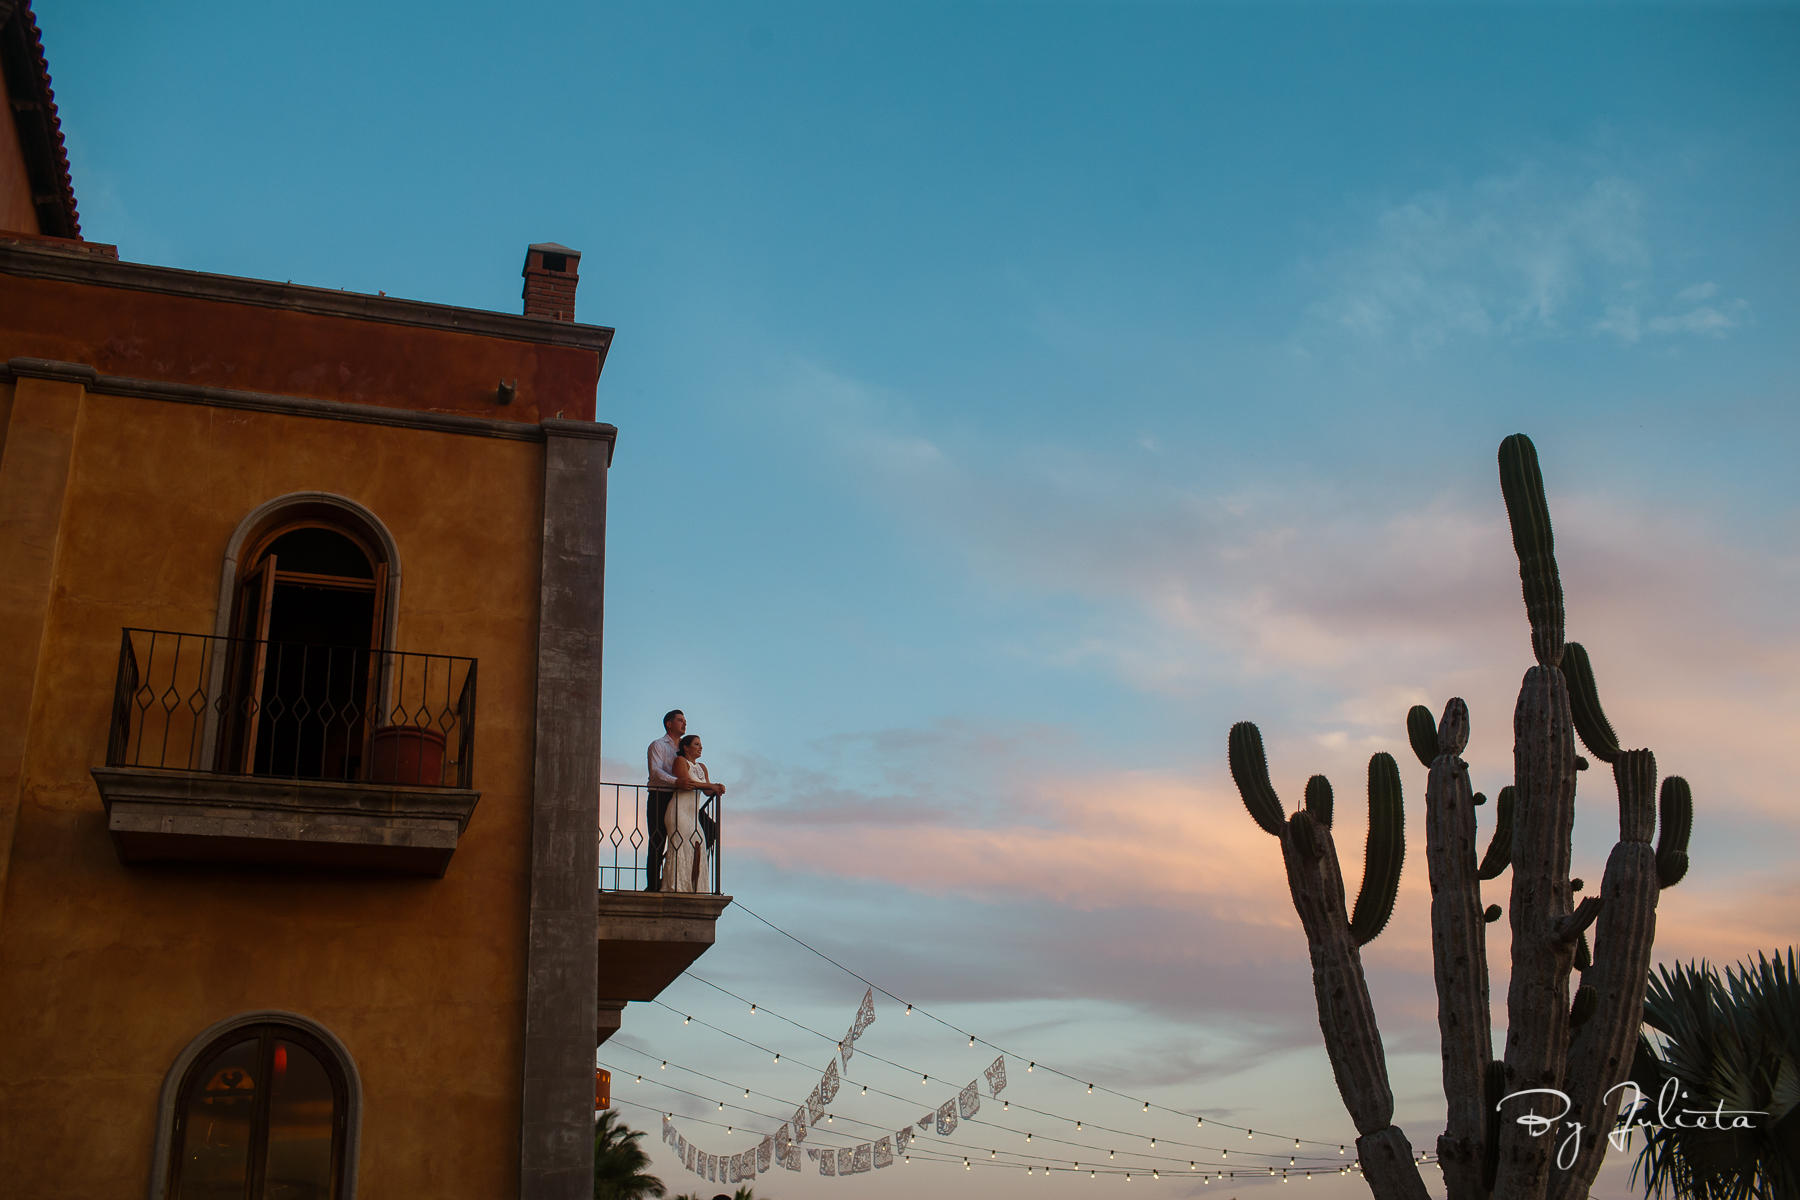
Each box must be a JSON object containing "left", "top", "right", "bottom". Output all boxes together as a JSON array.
[{"left": 368, "top": 726, "right": 446, "bottom": 785}]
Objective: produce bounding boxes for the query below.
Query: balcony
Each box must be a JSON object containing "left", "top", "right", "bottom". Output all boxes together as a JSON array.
[
  {"left": 595, "top": 782, "right": 730, "bottom": 1044},
  {"left": 91, "top": 628, "right": 480, "bottom": 877}
]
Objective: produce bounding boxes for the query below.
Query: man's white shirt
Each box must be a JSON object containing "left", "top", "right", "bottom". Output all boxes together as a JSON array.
[{"left": 648, "top": 734, "right": 680, "bottom": 789}]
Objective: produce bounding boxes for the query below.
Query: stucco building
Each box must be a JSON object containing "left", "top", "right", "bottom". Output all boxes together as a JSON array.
[{"left": 0, "top": 3, "right": 726, "bottom": 1196}]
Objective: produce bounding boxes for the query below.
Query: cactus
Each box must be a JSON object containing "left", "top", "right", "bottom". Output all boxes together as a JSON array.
[
  {"left": 1228, "top": 722, "right": 1284, "bottom": 836},
  {"left": 1305, "top": 774, "right": 1334, "bottom": 830},
  {"left": 1222, "top": 435, "right": 1697, "bottom": 1200},
  {"left": 1350, "top": 753, "right": 1405, "bottom": 946},
  {"left": 1477, "top": 786, "right": 1516, "bottom": 880},
  {"left": 1406, "top": 705, "right": 1439, "bottom": 768},
  {"left": 1657, "top": 777, "right": 1692, "bottom": 887}
]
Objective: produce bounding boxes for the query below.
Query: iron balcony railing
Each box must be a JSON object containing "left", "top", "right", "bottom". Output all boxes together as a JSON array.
[
  {"left": 108, "top": 628, "right": 477, "bottom": 788},
  {"left": 599, "top": 781, "right": 721, "bottom": 895}
]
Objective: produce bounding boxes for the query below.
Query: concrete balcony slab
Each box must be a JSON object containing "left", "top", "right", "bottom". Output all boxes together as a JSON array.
[
  {"left": 597, "top": 890, "right": 731, "bottom": 1045},
  {"left": 92, "top": 765, "right": 480, "bottom": 877}
]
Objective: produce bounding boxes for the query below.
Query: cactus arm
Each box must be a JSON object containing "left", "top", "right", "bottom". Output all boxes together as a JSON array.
[
  {"left": 1305, "top": 774, "right": 1334, "bottom": 830},
  {"left": 1496, "top": 664, "right": 1581, "bottom": 1200},
  {"left": 1656, "top": 776, "right": 1693, "bottom": 888},
  {"left": 1276, "top": 811, "right": 1430, "bottom": 1200},
  {"left": 1545, "top": 749, "right": 1662, "bottom": 1200},
  {"left": 1477, "top": 786, "right": 1516, "bottom": 879},
  {"left": 1420, "top": 697, "right": 1494, "bottom": 1200},
  {"left": 1562, "top": 642, "right": 1621, "bottom": 764},
  {"left": 1350, "top": 753, "right": 1405, "bottom": 945},
  {"left": 1498, "top": 433, "right": 1566, "bottom": 667},
  {"left": 1229, "top": 721, "right": 1285, "bottom": 836},
  {"left": 1407, "top": 704, "right": 1440, "bottom": 768}
]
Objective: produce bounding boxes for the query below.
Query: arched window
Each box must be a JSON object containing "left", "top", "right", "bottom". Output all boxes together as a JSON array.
[
  {"left": 161, "top": 1019, "right": 356, "bottom": 1200},
  {"left": 208, "top": 496, "right": 401, "bottom": 781}
]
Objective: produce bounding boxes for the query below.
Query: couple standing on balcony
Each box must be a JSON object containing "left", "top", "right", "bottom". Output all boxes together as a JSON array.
[{"left": 646, "top": 709, "right": 725, "bottom": 892}]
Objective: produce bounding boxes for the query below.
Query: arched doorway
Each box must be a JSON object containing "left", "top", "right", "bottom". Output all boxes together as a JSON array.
[{"left": 209, "top": 495, "right": 402, "bottom": 781}]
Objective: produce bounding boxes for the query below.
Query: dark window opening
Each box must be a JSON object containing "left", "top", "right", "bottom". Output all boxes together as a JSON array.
[
  {"left": 541, "top": 253, "right": 567, "bottom": 272},
  {"left": 219, "top": 521, "right": 387, "bottom": 780},
  {"left": 264, "top": 528, "right": 374, "bottom": 579}
]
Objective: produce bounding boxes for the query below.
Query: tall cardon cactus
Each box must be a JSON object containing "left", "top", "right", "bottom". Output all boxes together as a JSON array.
[{"left": 1225, "top": 435, "right": 1695, "bottom": 1200}]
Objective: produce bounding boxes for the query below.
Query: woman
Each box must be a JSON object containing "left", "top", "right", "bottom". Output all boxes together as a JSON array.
[{"left": 663, "top": 734, "right": 723, "bottom": 893}]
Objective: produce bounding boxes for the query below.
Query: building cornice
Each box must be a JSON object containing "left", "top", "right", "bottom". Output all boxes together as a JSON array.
[
  {"left": 3, "top": 357, "right": 619, "bottom": 456},
  {"left": 0, "top": 241, "right": 616, "bottom": 355}
]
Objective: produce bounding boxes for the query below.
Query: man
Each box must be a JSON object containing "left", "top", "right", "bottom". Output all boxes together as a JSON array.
[{"left": 645, "top": 710, "right": 684, "bottom": 890}]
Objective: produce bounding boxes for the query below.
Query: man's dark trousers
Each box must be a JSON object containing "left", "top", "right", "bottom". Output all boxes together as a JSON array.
[{"left": 645, "top": 789, "right": 672, "bottom": 890}]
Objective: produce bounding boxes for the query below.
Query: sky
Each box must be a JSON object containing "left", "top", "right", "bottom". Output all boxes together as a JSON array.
[{"left": 41, "top": 1, "right": 1800, "bottom": 1196}]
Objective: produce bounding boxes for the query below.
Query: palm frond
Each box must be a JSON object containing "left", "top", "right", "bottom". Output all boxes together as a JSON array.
[{"left": 1631, "top": 950, "right": 1800, "bottom": 1200}]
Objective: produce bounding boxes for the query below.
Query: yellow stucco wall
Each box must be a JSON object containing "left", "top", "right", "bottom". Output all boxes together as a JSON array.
[{"left": 0, "top": 388, "right": 544, "bottom": 1197}]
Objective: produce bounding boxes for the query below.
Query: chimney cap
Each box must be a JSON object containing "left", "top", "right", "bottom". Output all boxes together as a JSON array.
[{"left": 527, "top": 242, "right": 580, "bottom": 258}]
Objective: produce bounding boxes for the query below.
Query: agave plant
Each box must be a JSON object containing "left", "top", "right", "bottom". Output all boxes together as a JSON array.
[{"left": 1628, "top": 951, "right": 1800, "bottom": 1200}]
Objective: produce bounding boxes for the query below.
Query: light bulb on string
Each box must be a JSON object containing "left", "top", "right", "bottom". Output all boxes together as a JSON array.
[
  {"left": 1087, "top": 1083, "right": 1093, "bottom": 1093},
  {"left": 1295, "top": 1138, "right": 1301, "bottom": 1149},
  {"left": 1248, "top": 1129, "right": 1254, "bottom": 1139},
  {"left": 773, "top": 1054, "right": 780, "bottom": 1064},
  {"left": 635, "top": 1075, "right": 642, "bottom": 1083},
  {"left": 1076, "top": 1122, "right": 1081, "bottom": 1131},
  {"left": 922, "top": 1074, "right": 928, "bottom": 1084},
  {"left": 660, "top": 1061, "right": 666, "bottom": 1070},
  {"left": 969, "top": 1035, "right": 975, "bottom": 1047},
  {"left": 1143, "top": 1102, "right": 1150, "bottom": 1112},
  {"left": 905, "top": 1004, "right": 912, "bottom": 1015},
  {"left": 683, "top": 1015, "right": 690, "bottom": 1024},
  {"left": 1028, "top": 1062, "right": 1034, "bottom": 1072},
  {"left": 749, "top": 1004, "right": 755, "bottom": 1014},
  {"left": 1150, "top": 1138, "right": 1156, "bottom": 1147},
  {"left": 743, "top": 1088, "right": 749, "bottom": 1097}
]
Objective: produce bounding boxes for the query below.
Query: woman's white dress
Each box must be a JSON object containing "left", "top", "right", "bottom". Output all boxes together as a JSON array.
[{"left": 661, "top": 761, "right": 710, "bottom": 893}]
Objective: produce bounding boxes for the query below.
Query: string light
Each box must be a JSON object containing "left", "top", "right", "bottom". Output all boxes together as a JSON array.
[
  {"left": 659, "top": 956, "right": 1359, "bottom": 1166},
  {"left": 969, "top": 1035, "right": 975, "bottom": 1047},
  {"left": 660, "top": 1061, "right": 667, "bottom": 1070},
  {"left": 749, "top": 1004, "right": 756, "bottom": 1013}
]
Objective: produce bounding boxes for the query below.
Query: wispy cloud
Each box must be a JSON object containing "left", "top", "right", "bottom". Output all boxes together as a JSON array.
[{"left": 1301, "top": 163, "right": 1750, "bottom": 351}]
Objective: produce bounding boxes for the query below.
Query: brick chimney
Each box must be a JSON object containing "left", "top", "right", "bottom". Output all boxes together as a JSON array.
[{"left": 522, "top": 243, "right": 581, "bottom": 321}]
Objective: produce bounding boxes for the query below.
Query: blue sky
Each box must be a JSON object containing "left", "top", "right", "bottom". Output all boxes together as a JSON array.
[{"left": 44, "top": 2, "right": 1800, "bottom": 1196}]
